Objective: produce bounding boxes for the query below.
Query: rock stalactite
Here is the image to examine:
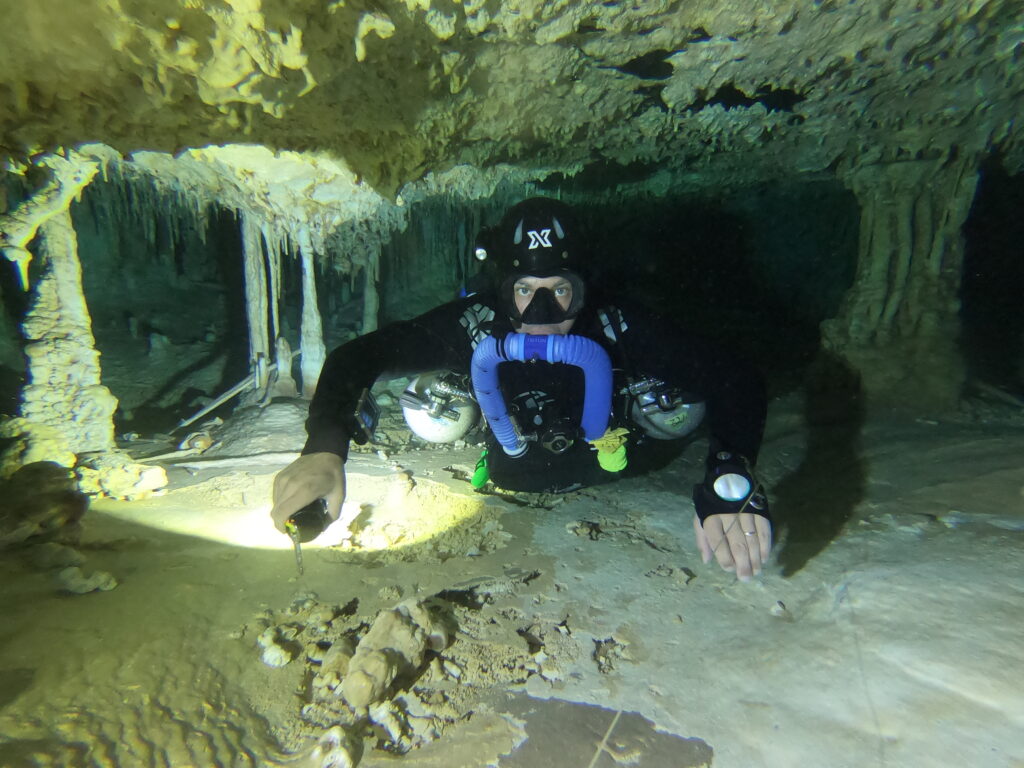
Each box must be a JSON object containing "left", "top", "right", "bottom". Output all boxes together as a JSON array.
[
  {"left": 0, "top": 154, "right": 100, "bottom": 291},
  {"left": 822, "top": 156, "right": 980, "bottom": 406}
]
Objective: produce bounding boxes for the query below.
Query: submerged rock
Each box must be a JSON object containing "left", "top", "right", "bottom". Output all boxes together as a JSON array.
[
  {"left": 30, "top": 542, "right": 86, "bottom": 569},
  {"left": 0, "top": 462, "right": 88, "bottom": 548},
  {"left": 57, "top": 566, "right": 118, "bottom": 594},
  {"left": 257, "top": 626, "right": 297, "bottom": 668}
]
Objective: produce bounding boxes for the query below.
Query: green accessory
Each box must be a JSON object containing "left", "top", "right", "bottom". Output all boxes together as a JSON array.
[
  {"left": 471, "top": 448, "right": 490, "bottom": 488},
  {"left": 597, "top": 444, "right": 628, "bottom": 472},
  {"left": 589, "top": 427, "right": 630, "bottom": 473}
]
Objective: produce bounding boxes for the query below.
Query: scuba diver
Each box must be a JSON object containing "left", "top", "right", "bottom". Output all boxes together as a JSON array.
[{"left": 270, "top": 197, "right": 772, "bottom": 580}]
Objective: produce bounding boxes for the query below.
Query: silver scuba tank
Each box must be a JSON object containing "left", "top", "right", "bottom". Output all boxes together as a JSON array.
[
  {"left": 400, "top": 371, "right": 480, "bottom": 443},
  {"left": 626, "top": 377, "right": 706, "bottom": 440}
]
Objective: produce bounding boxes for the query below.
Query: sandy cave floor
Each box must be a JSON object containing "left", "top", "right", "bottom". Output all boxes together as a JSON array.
[{"left": 1, "top": 394, "right": 1023, "bottom": 768}]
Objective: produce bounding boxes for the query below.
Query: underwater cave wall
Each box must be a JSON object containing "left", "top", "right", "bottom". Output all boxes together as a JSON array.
[
  {"left": 376, "top": 183, "right": 542, "bottom": 324},
  {"left": 72, "top": 174, "right": 249, "bottom": 431},
  {"left": 379, "top": 196, "right": 473, "bottom": 324},
  {"left": 378, "top": 197, "right": 493, "bottom": 324}
]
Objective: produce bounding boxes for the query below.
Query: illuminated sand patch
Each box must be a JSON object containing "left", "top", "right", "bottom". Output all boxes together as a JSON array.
[
  {"left": 92, "top": 461, "right": 509, "bottom": 561},
  {"left": 332, "top": 470, "right": 510, "bottom": 563}
]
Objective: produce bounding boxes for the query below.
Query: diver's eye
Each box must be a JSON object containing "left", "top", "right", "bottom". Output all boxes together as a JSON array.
[
  {"left": 515, "top": 285, "right": 532, "bottom": 297},
  {"left": 554, "top": 285, "right": 570, "bottom": 298}
]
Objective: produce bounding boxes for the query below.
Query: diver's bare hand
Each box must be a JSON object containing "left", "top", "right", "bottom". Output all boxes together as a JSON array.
[
  {"left": 693, "top": 512, "right": 772, "bottom": 581},
  {"left": 270, "top": 452, "right": 346, "bottom": 533}
]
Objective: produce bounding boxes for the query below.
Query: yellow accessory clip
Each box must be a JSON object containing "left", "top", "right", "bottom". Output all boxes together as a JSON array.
[
  {"left": 589, "top": 427, "right": 630, "bottom": 473},
  {"left": 590, "top": 427, "right": 630, "bottom": 453}
]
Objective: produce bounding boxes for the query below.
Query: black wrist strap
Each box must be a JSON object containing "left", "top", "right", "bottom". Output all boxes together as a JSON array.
[
  {"left": 693, "top": 482, "right": 770, "bottom": 522},
  {"left": 694, "top": 450, "right": 770, "bottom": 523}
]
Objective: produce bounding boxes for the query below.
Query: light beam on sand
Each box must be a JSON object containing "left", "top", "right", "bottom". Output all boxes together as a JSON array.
[{"left": 89, "top": 472, "right": 491, "bottom": 554}]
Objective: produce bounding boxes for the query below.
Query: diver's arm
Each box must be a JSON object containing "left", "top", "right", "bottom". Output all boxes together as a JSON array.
[
  {"left": 615, "top": 303, "right": 771, "bottom": 579},
  {"left": 271, "top": 297, "right": 479, "bottom": 532},
  {"left": 613, "top": 303, "right": 767, "bottom": 461},
  {"left": 303, "top": 297, "right": 479, "bottom": 460}
]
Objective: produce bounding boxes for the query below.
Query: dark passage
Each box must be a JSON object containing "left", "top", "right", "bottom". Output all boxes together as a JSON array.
[{"left": 961, "top": 159, "right": 1024, "bottom": 394}]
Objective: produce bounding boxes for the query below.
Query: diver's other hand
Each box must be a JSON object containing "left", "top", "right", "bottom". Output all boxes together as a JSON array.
[
  {"left": 271, "top": 452, "right": 346, "bottom": 533},
  {"left": 692, "top": 456, "right": 771, "bottom": 580},
  {"left": 693, "top": 511, "right": 772, "bottom": 580}
]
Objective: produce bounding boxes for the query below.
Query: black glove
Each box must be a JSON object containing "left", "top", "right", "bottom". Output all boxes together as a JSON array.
[{"left": 692, "top": 450, "right": 770, "bottom": 524}]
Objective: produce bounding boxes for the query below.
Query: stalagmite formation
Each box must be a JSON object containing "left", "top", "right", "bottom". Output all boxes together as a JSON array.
[
  {"left": 3, "top": 192, "right": 168, "bottom": 496},
  {"left": 241, "top": 211, "right": 271, "bottom": 393},
  {"left": 0, "top": 153, "right": 102, "bottom": 476},
  {"left": 0, "top": 151, "right": 119, "bottom": 479},
  {"left": 362, "top": 250, "right": 380, "bottom": 335},
  {"left": 264, "top": 222, "right": 283, "bottom": 342},
  {"left": 298, "top": 230, "right": 326, "bottom": 398},
  {"left": 822, "top": 156, "right": 980, "bottom": 406},
  {"left": 19, "top": 204, "right": 117, "bottom": 454},
  {"left": 0, "top": 152, "right": 168, "bottom": 496},
  {"left": 267, "top": 336, "right": 299, "bottom": 400},
  {"left": 0, "top": 184, "right": 164, "bottom": 496}
]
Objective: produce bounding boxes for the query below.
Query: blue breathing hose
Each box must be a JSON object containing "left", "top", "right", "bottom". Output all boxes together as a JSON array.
[{"left": 471, "top": 333, "right": 613, "bottom": 456}]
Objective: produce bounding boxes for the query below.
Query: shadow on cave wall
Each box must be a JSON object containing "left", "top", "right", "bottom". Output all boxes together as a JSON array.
[
  {"left": 0, "top": 178, "right": 29, "bottom": 418},
  {"left": 584, "top": 203, "right": 798, "bottom": 373},
  {"left": 562, "top": 186, "right": 867, "bottom": 575},
  {"left": 770, "top": 351, "right": 867, "bottom": 577},
  {"left": 0, "top": 291, "right": 23, "bottom": 418},
  {"left": 0, "top": 363, "right": 23, "bottom": 418}
]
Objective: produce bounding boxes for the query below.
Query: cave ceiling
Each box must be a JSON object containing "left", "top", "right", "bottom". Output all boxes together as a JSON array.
[{"left": 0, "top": 0, "right": 1022, "bottom": 197}]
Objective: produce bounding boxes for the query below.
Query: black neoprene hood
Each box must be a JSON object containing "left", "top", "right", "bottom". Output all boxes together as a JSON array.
[
  {"left": 484, "top": 198, "right": 589, "bottom": 323},
  {"left": 489, "top": 197, "right": 585, "bottom": 278}
]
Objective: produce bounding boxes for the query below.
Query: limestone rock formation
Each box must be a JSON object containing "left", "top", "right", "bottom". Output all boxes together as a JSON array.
[
  {"left": 0, "top": 1, "right": 1020, "bottom": 191},
  {"left": 341, "top": 600, "right": 449, "bottom": 711}
]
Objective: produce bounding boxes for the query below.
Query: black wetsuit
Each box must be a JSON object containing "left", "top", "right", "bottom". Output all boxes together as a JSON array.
[{"left": 303, "top": 291, "right": 766, "bottom": 493}]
